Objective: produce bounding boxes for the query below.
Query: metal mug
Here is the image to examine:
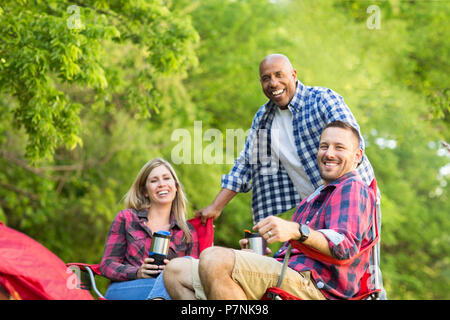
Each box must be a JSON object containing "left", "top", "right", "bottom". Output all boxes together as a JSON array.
[
  {"left": 149, "top": 230, "right": 171, "bottom": 266},
  {"left": 244, "top": 230, "right": 267, "bottom": 255}
]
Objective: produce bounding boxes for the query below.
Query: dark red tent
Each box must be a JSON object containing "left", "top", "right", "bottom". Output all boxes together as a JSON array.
[{"left": 0, "top": 221, "right": 93, "bottom": 300}]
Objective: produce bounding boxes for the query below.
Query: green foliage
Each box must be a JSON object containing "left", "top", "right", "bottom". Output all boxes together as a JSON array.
[
  {"left": 184, "top": 0, "right": 291, "bottom": 131},
  {"left": 0, "top": 0, "right": 198, "bottom": 162},
  {"left": 334, "top": 0, "right": 450, "bottom": 121},
  {"left": 0, "top": 0, "right": 448, "bottom": 300}
]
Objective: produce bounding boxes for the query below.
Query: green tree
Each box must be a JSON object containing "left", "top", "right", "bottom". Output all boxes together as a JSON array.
[
  {"left": 0, "top": 0, "right": 198, "bottom": 162},
  {"left": 0, "top": 0, "right": 199, "bottom": 263},
  {"left": 0, "top": 0, "right": 448, "bottom": 300},
  {"left": 334, "top": 0, "right": 449, "bottom": 122},
  {"left": 182, "top": 0, "right": 450, "bottom": 299}
]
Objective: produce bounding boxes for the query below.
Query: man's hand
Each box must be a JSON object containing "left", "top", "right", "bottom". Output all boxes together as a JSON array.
[
  {"left": 253, "top": 216, "right": 300, "bottom": 244},
  {"left": 195, "top": 204, "right": 222, "bottom": 225},
  {"left": 195, "top": 188, "right": 237, "bottom": 224},
  {"left": 254, "top": 216, "right": 334, "bottom": 257}
]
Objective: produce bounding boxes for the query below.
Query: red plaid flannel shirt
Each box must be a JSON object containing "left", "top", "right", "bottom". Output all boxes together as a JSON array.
[
  {"left": 274, "top": 171, "right": 376, "bottom": 299},
  {"left": 100, "top": 209, "right": 199, "bottom": 281}
]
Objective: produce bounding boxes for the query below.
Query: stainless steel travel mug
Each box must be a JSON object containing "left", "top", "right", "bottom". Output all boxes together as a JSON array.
[
  {"left": 244, "top": 230, "right": 267, "bottom": 255},
  {"left": 149, "top": 230, "right": 171, "bottom": 266}
]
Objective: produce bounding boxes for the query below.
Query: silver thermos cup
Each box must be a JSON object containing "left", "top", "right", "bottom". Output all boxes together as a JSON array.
[
  {"left": 244, "top": 230, "right": 267, "bottom": 255},
  {"left": 149, "top": 230, "right": 171, "bottom": 267}
]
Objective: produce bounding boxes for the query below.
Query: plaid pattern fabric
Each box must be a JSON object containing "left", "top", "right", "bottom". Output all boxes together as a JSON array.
[
  {"left": 100, "top": 209, "right": 199, "bottom": 281},
  {"left": 221, "top": 80, "right": 376, "bottom": 223},
  {"left": 273, "top": 171, "right": 377, "bottom": 299}
]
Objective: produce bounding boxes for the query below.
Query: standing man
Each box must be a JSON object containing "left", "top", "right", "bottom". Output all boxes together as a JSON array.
[
  {"left": 195, "top": 53, "right": 384, "bottom": 297},
  {"left": 197, "top": 53, "right": 375, "bottom": 224},
  {"left": 164, "top": 121, "right": 377, "bottom": 300}
]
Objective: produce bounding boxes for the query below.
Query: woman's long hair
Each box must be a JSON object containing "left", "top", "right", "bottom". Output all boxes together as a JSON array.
[{"left": 124, "top": 158, "right": 192, "bottom": 242}]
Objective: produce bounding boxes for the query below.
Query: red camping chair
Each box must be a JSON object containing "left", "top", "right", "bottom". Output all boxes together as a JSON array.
[
  {"left": 262, "top": 178, "right": 381, "bottom": 300},
  {"left": 67, "top": 217, "right": 214, "bottom": 299},
  {"left": 0, "top": 221, "right": 94, "bottom": 300}
]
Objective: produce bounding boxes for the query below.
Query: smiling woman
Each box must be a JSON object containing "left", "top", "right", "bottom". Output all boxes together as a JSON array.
[
  {"left": 145, "top": 165, "right": 177, "bottom": 208},
  {"left": 124, "top": 158, "right": 191, "bottom": 241},
  {"left": 99, "top": 158, "right": 199, "bottom": 300}
]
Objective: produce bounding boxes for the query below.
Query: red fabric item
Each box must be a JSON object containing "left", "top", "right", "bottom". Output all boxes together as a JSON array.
[
  {"left": 0, "top": 222, "right": 93, "bottom": 300},
  {"left": 187, "top": 217, "right": 214, "bottom": 254}
]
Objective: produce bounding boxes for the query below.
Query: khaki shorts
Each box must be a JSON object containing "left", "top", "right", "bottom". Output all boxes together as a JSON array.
[{"left": 191, "top": 249, "right": 325, "bottom": 300}]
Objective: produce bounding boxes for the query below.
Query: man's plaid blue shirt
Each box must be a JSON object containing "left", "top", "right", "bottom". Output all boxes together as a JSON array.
[{"left": 221, "top": 80, "right": 376, "bottom": 223}]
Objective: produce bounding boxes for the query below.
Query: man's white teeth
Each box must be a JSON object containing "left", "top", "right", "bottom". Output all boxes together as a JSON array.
[
  {"left": 325, "top": 162, "right": 338, "bottom": 167},
  {"left": 272, "top": 89, "right": 284, "bottom": 96}
]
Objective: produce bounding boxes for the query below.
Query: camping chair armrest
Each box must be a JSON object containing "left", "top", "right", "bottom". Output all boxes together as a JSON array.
[
  {"left": 66, "top": 263, "right": 102, "bottom": 275},
  {"left": 288, "top": 235, "right": 379, "bottom": 266},
  {"left": 66, "top": 263, "right": 105, "bottom": 300}
]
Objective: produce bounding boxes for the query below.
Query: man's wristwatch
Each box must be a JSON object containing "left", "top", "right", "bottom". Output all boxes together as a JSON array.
[{"left": 298, "top": 224, "right": 310, "bottom": 242}]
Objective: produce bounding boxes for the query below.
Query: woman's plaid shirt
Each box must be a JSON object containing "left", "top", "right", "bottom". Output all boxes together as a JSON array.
[
  {"left": 100, "top": 209, "right": 199, "bottom": 281},
  {"left": 273, "top": 171, "right": 377, "bottom": 299}
]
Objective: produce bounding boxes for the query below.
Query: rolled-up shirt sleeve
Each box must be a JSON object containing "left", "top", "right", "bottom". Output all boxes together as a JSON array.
[
  {"left": 318, "top": 180, "right": 374, "bottom": 261},
  {"left": 221, "top": 153, "right": 252, "bottom": 193}
]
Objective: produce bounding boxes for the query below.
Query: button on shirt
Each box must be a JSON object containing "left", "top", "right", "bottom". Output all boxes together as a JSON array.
[
  {"left": 273, "top": 171, "right": 377, "bottom": 299},
  {"left": 100, "top": 209, "right": 199, "bottom": 281},
  {"left": 221, "top": 80, "right": 376, "bottom": 223}
]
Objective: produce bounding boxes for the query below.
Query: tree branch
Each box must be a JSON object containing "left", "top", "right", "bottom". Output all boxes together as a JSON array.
[{"left": 0, "top": 182, "right": 40, "bottom": 201}]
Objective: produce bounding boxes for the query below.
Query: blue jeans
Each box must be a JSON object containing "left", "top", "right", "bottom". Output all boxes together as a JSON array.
[{"left": 105, "top": 272, "right": 171, "bottom": 300}]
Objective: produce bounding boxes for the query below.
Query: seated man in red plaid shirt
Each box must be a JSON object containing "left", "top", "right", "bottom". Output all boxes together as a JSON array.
[{"left": 164, "top": 120, "right": 377, "bottom": 300}]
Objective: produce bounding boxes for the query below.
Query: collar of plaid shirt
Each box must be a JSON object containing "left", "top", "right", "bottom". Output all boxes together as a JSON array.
[{"left": 134, "top": 209, "right": 182, "bottom": 233}]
